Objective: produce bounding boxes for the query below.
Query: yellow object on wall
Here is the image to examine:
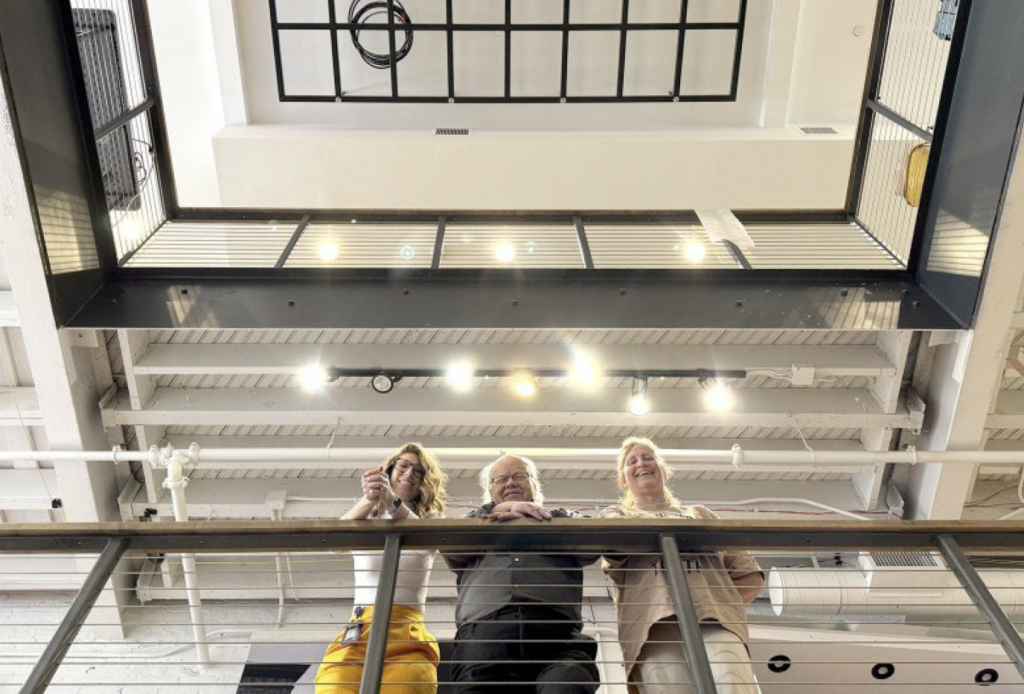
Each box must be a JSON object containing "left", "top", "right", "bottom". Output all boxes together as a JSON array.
[{"left": 904, "top": 144, "right": 931, "bottom": 207}]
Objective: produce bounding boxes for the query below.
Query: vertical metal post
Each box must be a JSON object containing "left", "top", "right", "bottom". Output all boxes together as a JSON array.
[
  {"left": 359, "top": 534, "right": 402, "bottom": 694},
  {"left": 936, "top": 534, "right": 1024, "bottom": 680},
  {"left": 21, "top": 538, "right": 128, "bottom": 694},
  {"left": 660, "top": 534, "right": 718, "bottom": 694}
]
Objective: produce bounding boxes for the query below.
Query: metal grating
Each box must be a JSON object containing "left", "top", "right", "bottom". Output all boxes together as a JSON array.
[
  {"left": 743, "top": 224, "right": 901, "bottom": 270},
  {"left": 586, "top": 224, "right": 739, "bottom": 269},
  {"left": 876, "top": 0, "right": 955, "bottom": 134},
  {"left": 870, "top": 551, "right": 940, "bottom": 568},
  {"left": 435, "top": 128, "right": 470, "bottom": 136},
  {"left": 269, "top": 0, "right": 749, "bottom": 104},
  {"left": 285, "top": 222, "right": 436, "bottom": 268},
  {"left": 856, "top": 116, "right": 926, "bottom": 265},
  {"left": 440, "top": 223, "right": 585, "bottom": 268},
  {"left": 125, "top": 221, "right": 297, "bottom": 268},
  {"left": 799, "top": 126, "right": 839, "bottom": 135}
]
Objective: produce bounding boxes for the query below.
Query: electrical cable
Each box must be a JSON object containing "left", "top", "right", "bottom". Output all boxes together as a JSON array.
[{"left": 348, "top": 0, "right": 414, "bottom": 70}]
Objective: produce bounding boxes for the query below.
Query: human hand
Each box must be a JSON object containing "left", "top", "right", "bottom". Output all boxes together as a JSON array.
[
  {"left": 361, "top": 467, "right": 395, "bottom": 505},
  {"left": 483, "top": 502, "right": 552, "bottom": 522}
]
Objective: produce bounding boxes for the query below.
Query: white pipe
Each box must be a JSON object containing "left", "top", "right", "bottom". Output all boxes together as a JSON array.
[
  {"left": 163, "top": 456, "right": 210, "bottom": 666},
  {"left": 2, "top": 444, "right": 1024, "bottom": 466}
]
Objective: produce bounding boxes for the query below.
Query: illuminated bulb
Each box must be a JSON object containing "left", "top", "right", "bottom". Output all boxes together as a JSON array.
[
  {"left": 684, "top": 239, "right": 707, "bottom": 264},
  {"left": 512, "top": 375, "right": 537, "bottom": 398},
  {"left": 299, "top": 365, "right": 329, "bottom": 392},
  {"left": 446, "top": 361, "right": 474, "bottom": 393},
  {"left": 570, "top": 352, "right": 600, "bottom": 388},
  {"left": 318, "top": 242, "right": 340, "bottom": 261},
  {"left": 705, "top": 382, "right": 734, "bottom": 412},
  {"left": 629, "top": 395, "right": 650, "bottom": 417},
  {"left": 496, "top": 244, "right": 517, "bottom": 263},
  {"left": 121, "top": 218, "right": 143, "bottom": 242}
]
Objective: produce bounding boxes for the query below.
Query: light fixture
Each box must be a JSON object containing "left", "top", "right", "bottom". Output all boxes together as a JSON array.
[
  {"left": 496, "top": 244, "right": 517, "bottom": 263},
  {"left": 569, "top": 351, "right": 600, "bottom": 388},
  {"left": 704, "top": 380, "right": 735, "bottom": 412},
  {"left": 299, "top": 364, "right": 330, "bottom": 392},
  {"left": 371, "top": 373, "right": 400, "bottom": 394},
  {"left": 399, "top": 244, "right": 416, "bottom": 260},
  {"left": 121, "top": 218, "right": 143, "bottom": 242},
  {"left": 629, "top": 376, "right": 650, "bottom": 416},
  {"left": 684, "top": 239, "right": 707, "bottom": 264},
  {"left": 318, "top": 242, "right": 340, "bottom": 261},
  {"left": 512, "top": 373, "right": 537, "bottom": 397},
  {"left": 446, "top": 361, "right": 474, "bottom": 392}
]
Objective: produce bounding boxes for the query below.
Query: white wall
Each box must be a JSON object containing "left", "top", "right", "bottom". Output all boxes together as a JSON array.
[
  {"left": 213, "top": 124, "right": 855, "bottom": 209},
  {"left": 148, "top": 0, "right": 227, "bottom": 206}
]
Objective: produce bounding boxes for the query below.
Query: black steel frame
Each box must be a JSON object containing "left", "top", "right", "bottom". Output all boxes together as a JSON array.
[
  {"left": 5, "top": 519, "right": 1024, "bottom": 694},
  {"left": 267, "top": 0, "right": 748, "bottom": 104}
]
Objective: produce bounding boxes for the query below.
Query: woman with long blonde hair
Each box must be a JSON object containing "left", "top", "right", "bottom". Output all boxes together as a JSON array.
[
  {"left": 600, "top": 437, "right": 764, "bottom": 693},
  {"left": 316, "top": 443, "right": 448, "bottom": 693}
]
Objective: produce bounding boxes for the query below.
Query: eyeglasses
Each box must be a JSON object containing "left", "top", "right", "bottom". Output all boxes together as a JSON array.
[
  {"left": 394, "top": 461, "right": 426, "bottom": 479},
  {"left": 491, "top": 472, "right": 531, "bottom": 486}
]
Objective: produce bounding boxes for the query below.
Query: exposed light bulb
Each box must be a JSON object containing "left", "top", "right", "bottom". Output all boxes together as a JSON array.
[
  {"left": 512, "top": 373, "right": 537, "bottom": 397},
  {"left": 684, "top": 239, "right": 707, "bottom": 264},
  {"left": 629, "top": 376, "right": 650, "bottom": 416},
  {"left": 446, "top": 361, "right": 474, "bottom": 392},
  {"left": 705, "top": 382, "right": 734, "bottom": 412},
  {"left": 318, "top": 242, "right": 340, "bottom": 261},
  {"left": 299, "top": 365, "right": 329, "bottom": 392},
  {"left": 629, "top": 395, "right": 650, "bottom": 417},
  {"left": 121, "top": 218, "right": 143, "bottom": 242},
  {"left": 570, "top": 352, "right": 600, "bottom": 388},
  {"left": 496, "top": 244, "right": 517, "bottom": 263}
]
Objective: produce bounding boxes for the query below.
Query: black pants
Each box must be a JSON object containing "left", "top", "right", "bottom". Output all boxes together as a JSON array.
[{"left": 451, "top": 607, "right": 600, "bottom": 694}]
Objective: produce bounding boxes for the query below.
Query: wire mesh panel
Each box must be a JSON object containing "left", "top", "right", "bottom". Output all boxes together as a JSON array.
[
  {"left": 269, "top": 0, "right": 748, "bottom": 103},
  {"left": 743, "top": 223, "right": 902, "bottom": 270},
  {"left": 124, "top": 221, "right": 299, "bottom": 268},
  {"left": 69, "top": 0, "right": 168, "bottom": 264},
  {"left": 285, "top": 222, "right": 436, "bottom": 268},
  {"left": 586, "top": 224, "right": 739, "bottom": 269},
  {"left": 440, "top": 223, "right": 586, "bottom": 268}
]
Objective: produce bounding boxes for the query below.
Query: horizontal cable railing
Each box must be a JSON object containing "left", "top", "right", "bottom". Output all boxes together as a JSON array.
[{"left": 2, "top": 520, "right": 1024, "bottom": 693}]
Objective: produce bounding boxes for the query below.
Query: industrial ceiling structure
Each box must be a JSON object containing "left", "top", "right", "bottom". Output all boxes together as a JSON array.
[{"left": 2, "top": 0, "right": 1024, "bottom": 691}]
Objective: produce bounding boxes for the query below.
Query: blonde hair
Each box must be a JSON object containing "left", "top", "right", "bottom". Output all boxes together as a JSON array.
[
  {"left": 615, "top": 436, "right": 679, "bottom": 508},
  {"left": 479, "top": 454, "right": 545, "bottom": 505},
  {"left": 384, "top": 442, "right": 448, "bottom": 516}
]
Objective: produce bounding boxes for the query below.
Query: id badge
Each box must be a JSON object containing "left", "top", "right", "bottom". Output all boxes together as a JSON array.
[{"left": 341, "top": 622, "right": 363, "bottom": 645}]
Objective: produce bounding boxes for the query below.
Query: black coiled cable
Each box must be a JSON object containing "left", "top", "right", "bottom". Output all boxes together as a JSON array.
[{"left": 348, "top": 0, "right": 414, "bottom": 69}]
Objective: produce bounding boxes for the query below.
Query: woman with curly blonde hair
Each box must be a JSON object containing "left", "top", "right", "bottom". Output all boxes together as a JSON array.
[
  {"left": 600, "top": 437, "right": 764, "bottom": 693},
  {"left": 316, "top": 443, "right": 448, "bottom": 693}
]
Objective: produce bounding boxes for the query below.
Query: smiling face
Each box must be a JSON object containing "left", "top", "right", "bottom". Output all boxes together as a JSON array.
[
  {"left": 389, "top": 453, "right": 426, "bottom": 504},
  {"left": 489, "top": 456, "right": 535, "bottom": 504},
  {"left": 620, "top": 444, "right": 667, "bottom": 502}
]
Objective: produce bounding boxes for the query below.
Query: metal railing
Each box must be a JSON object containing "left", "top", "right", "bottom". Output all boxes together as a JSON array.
[{"left": 2, "top": 520, "right": 1024, "bottom": 693}]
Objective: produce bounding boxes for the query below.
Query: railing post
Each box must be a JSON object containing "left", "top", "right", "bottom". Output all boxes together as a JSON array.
[
  {"left": 20, "top": 537, "right": 128, "bottom": 694},
  {"left": 660, "top": 534, "right": 719, "bottom": 694},
  {"left": 359, "top": 533, "right": 402, "bottom": 694},
  {"left": 936, "top": 534, "right": 1024, "bottom": 680}
]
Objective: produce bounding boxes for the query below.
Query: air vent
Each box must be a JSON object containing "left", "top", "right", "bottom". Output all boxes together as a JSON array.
[
  {"left": 869, "top": 551, "right": 939, "bottom": 568},
  {"left": 800, "top": 126, "right": 839, "bottom": 135},
  {"left": 435, "top": 128, "right": 470, "bottom": 136}
]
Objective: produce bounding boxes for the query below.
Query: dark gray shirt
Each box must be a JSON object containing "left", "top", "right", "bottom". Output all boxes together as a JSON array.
[{"left": 443, "top": 504, "right": 598, "bottom": 626}]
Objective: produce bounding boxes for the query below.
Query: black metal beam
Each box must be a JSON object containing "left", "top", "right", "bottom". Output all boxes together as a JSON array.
[
  {"left": 92, "top": 96, "right": 155, "bottom": 141},
  {"left": 445, "top": 0, "right": 455, "bottom": 100},
  {"left": 275, "top": 21, "right": 740, "bottom": 32},
  {"left": 616, "top": 0, "right": 630, "bottom": 98},
  {"left": 560, "top": 0, "right": 570, "bottom": 100},
  {"left": 268, "top": 0, "right": 286, "bottom": 101},
  {"left": 504, "top": 0, "right": 512, "bottom": 99},
  {"left": 723, "top": 240, "right": 752, "bottom": 270},
  {"left": 282, "top": 94, "right": 736, "bottom": 104},
  {"left": 65, "top": 271, "right": 961, "bottom": 331},
  {"left": 672, "top": 0, "right": 689, "bottom": 98},
  {"left": 867, "top": 99, "right": 934, "bottom": 143},
  {"left": 432, "top": 216, "right": 446, "bottom": 270},
  {"left": 274, "top": 214, "right": 312, "bottom": 269},
  {"left": 728, "top": 0, "right": 748, "bottom": 99},
  {"left": 573, "top": 215, "right": 594, "bottom": 269},
  {"left": 327, "top": 0, "right": 343, "bottom": 99},
  {"left": 386, "top": 0, "right": 399, "bottom": 98}
]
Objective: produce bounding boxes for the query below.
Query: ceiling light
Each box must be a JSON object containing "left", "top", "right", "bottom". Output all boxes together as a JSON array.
[
  {"left": 121, "top": 218, "right": 143, "bottom": 242},
  {"left": 496, "top": 244, "right": 517, "bottom": 263},
  {"left": 446, "top": 361, "right": 474, "bottom": 392},
  {"left": 684, "top": 239, "right": 707, "bottom": 264},
  {"left": 318, "top": 242, "right": 340, "bottom": 261},
  {"left": 299, "top": 365, "right": 329, "bottom": 392},
  {"left": 570, "top": 352, "right": 600, "bottom": 388},
  {"left": 629, "top": 376, "right": 650, "bottom": 416},
  {"left": 371, "top": 373, "right": 398, "bottom": 394},
  {"left": 512, "top": 373, "right": 537, "bottom": 398},
  {"left": 704, "top": 381, "right": 734, "bottom": 412},
  {"left": 399, "top": 245, "right": 416, "bottom": 260}
]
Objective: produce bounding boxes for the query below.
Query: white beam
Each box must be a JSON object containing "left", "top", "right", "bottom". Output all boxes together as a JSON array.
[
  {"left": 117, "top": 330, "right": 164, "bottom": 503},
  {"left": 985, "top": 391, "right": 1024, "bottom": 429},
  {"left": 133, "top": 343, "right": 896, "bottom": 377},
  {"left": 0, "top": 291, "right": 18, "bottom": 326},
  {"left": 0, "top": 386, "right": 41, "bottom": 426},
  {"left": 103, "top": 386, "right": 924, "bottom": 429}
]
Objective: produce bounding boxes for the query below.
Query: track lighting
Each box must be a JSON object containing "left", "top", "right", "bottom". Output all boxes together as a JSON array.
[
  {"left": 299, "top": 365, "right": 330, "bottom": 392},
  {"left": 569, "top": 352, "right": 599, "bottom": 388},
  {"left": 629, "top": 376, "right": 650, "bottom": 416},
  {"left": 371, "top": 373, "right": 400, "bottom": 394},
  {"left": 700, "top": 375, "right": 735, "bottom": 412},
  {"left": 446, "top": 361, "right": 474, "bottom": 392},
  {"left": 512, "top": 373, "right": 537, "bottom": 397}
]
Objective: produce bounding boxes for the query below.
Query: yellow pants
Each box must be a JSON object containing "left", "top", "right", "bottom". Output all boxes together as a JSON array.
[{"left": 315, "top": 605, "right": 440, "bottom": 694}]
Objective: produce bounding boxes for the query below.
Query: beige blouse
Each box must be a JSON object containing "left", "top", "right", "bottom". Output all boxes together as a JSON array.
[{"left": 599, "top": 503, "right": 763, "bottom": 673}]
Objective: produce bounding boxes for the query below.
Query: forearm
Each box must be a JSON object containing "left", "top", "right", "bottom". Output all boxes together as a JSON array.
[{"left": 342, "top": 496, "right": 380, "bottom": 520}]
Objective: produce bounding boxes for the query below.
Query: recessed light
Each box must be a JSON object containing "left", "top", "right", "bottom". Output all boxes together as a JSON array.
[
  {"left": 496, "top": 244, "right": 517, "bottom": 263},
  {"left": 318, "top": 243, "right": 340, "bottom": 261}
]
